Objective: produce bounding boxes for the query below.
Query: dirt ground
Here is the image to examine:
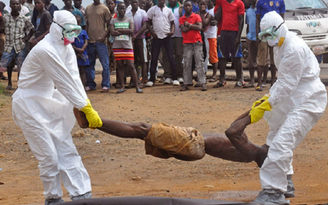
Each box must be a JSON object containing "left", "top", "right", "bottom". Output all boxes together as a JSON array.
[{"left": 1, "top": 72, "right": 328, "bottom": 205}]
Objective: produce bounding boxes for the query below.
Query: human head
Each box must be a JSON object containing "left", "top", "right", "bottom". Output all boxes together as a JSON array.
[
  {"left": 106, "top": 0, "right": 116, "bottom": 11},
  {"left": 131, "top": 0, "right": 138, "bottom": 10},
  {"left": 259, "top": 11, "right": 287, "bottom": 47},
  {"left": 117, "top": 2, "right": 126, "bottom": 17},
  {"left": 168, "top": 0, "right": 177, "bottom": 8},
  {"left": 157, "top": 0, "right": 165, "bottom": 7},
  {"left": 184, "top": 1, "right": 192, "bottom": 15},
  {"left": 52, "top": 10, "right": 81, "bottom": 45},
  {"left": 10, "top": 0, "right": 20, "bottom": 12},
  {"left": 250, "top": 0, "right": 256, "bottom": 6},
  {"left": 206, "top": 0, "right": 213, "bottom": 8},
  {"left": 124, "top": 0, "right": 130, "bottom": 6},
  {"left": 73, "top": 0, "right": 82, "bottom": 8},
  {"left": 63, "top": 0, "right": 72, "bottom": 7},
  {"left": 34, "top": 0, "right": 45, "bottom": 11},
  {"left": 93, "top": 0, "right": 100, "bottom": 5},
  {"left": 138, "top": 0, "right": 146, "bottom": 10},
  {"left": 45, "top": 0, "right": 51, "bottom": 5},
  {"left": 199, "top": 0, "right": 206, "bottom": 12}
]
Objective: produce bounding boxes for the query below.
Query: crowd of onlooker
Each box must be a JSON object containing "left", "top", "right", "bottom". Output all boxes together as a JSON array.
[{"left": 0, "top": 0, "right": 288, "bottom": 93}]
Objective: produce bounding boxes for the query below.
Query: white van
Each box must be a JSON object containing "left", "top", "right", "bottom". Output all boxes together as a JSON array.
[{"left": 241, "top": 0, "right": 328, "bottom": 67}]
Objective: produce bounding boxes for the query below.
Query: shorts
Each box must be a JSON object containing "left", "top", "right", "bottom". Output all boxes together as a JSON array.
[
  {"left": 218, "top": 30, "right": 242, "bottom": 58},
  {"left": 133, "top": 38, "right": 148, "bottom": 65},
  {"left": 144, "top": 123, "right": 205, "bottom": 161},
  {"left": 208, "top": 38, "right": 218, "bottom": 64},
  {"left": 257, "top": 41, "right": 274, "bottom": 66},
  {"left": 113, "top": 48, "right": 134, "bottom": 61},
  {"left": 0, "top": 47, "right": 27, "bottom": 70}
]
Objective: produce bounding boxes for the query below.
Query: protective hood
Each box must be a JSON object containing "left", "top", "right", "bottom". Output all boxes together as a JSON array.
[
  {"left": 260, "top": 11, "right": 288, "bottom": 47},
  {"left": 49, "top": 10, "right": 78, "bottom": 45}
]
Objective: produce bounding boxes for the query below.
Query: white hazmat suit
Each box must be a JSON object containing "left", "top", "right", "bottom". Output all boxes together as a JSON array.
[
  {"left": 12, "top": 10, "right": 92, "bottom": 201},
  {"left": 260, "top": 11, "right": 327, "bottom": 193}
]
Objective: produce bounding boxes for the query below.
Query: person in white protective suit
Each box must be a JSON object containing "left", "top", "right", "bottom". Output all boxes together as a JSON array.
[
  {"left": 248, "top": 11, "right": 327, "bottom": 204},
  {"left": 12, "top": 10, "right": 103, "bottom": 205}
]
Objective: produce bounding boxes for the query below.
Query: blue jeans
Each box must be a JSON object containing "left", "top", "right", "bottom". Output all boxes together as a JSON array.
[
  {"left": 0, "top": 47, "right": 27, "bottom": 70},
  {"left": 85, "top": 42, "right": 110, "bottom": 89}
]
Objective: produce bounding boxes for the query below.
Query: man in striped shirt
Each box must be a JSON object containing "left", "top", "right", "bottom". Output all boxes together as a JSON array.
[{"left": 0, "top": 0, "right": 34, "bottom": 90}]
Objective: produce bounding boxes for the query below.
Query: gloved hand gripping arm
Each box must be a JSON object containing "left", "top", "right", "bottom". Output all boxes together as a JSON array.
[
  {"left": 249, "top": 94, "right": 272, "bottom": 124},
  {"left": 80, "top": 99, "right": 103, "bottom": 128}
]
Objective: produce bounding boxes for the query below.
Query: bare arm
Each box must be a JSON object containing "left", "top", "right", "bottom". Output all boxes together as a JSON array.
[
  {"left": 214, "top": 6, "right": 222, "bottom": 21},
  {"left": 256, "top": 14, "right": 260, "bottom": 43},
  {"left": 110, "top": 23, "right": 122, "bottom": 36},
  {"left": 133, "top": 20, "right": 147, "bottom": 40},
  {"left": 201, "top": 13, "right": 212, "bottom": 29},
  {"left": 117, "top": 22, "right": 134, "bottom": 35}
]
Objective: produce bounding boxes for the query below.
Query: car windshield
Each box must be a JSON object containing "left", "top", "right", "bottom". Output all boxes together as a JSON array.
[{"left": 285, "top": 0, "right": 327, "bottom": 10}]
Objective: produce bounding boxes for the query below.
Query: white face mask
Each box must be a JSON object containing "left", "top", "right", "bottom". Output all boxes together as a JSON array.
[{"left": 267, "top": 38, "right": 279, "bottom": 47}]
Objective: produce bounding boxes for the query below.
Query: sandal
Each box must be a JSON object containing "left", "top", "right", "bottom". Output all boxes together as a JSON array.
[
  {"left": 243, "top": 83, "right": 255, "bottom": 88},
  {"left": 180, "top": 85, "right": 189, "bottom": 91},
  {"left": 100, "top": 87, "right": 109, "bottom": 93},
  {"left": 255, "top": 86, "right": 263, "bottom": 91},
  {"left": 209, "top": 76, "right": 218, "bottom": 82},
  {"left": 116, "top": 88, "right": 126, "bottom": 93},
  {"left": 213, "top": 81, "right": 226, "bottom": 88},
  {"left": 201, "top": 84, "right": 207, "bottom": 91},
  {"left": 136, "top": 88, "right": 143, "bottom": 93},
  {"left": 85, "top": 86, "right": 96, "bottom": 92}
]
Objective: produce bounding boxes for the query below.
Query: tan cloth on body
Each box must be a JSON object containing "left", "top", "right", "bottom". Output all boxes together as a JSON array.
[{"left": 145, "top": 123, "right": 205, "bottom": 161}]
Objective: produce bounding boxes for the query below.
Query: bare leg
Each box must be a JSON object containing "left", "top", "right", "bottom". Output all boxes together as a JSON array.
[
  {"left": 218, "top": 58, "right": 227, "bottom": 83},
  {"left": 117, "top": 60, "right": 125, "bottom": 90},
  {"left": 126, "top": 60, "right": 141, "bottom": 90},
  {"left": 73, "top": 108, "right": 150, "bottom": 140}
]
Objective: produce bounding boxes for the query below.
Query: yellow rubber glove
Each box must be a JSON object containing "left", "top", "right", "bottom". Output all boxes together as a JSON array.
[
  {"left": 252, "top": 94, "right": 270, "bottom": 109},
  {"left": 80, "top": 99, "right": 103, "bottom": 128},
  {"left": 249, "top": 100, "right": 272, "bottom": 124}
]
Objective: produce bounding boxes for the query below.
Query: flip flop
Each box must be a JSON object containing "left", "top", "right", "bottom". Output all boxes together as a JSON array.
[
  {"left": 209, "top": 77, "right": 218, "bottom": 82},
  {"left": 213, "top": 81, "right": 226, "bottom": 88},
  {"left": 116, "top": 88, "right": 126, "bottom": 93},
  {"left": 100, "top": 87, "right": 109, "bottom": 93},
  {"left": 255, "top": 86, "right": 263, "bottom": 91},
  {"left": 243, "top": 83, "right": 255, "bottom": 88},
  {"left": 136, "top": 88, "right": 143, "bottom": 93}
]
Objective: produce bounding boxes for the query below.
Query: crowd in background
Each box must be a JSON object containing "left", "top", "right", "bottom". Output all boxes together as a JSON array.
[{"left": 0, "top": 0, "right": 287, "bottom": 93}]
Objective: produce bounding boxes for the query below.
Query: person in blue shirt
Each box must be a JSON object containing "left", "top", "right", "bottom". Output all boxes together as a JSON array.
[
  {"left": 72, "top": 15, "right": 89, "bottom": 85},
  {"left": 243, "top": 0, "right": 257, "bottom": 88},
  {"left": 255, "top": 0, "right": 285, "bottom": 90}
]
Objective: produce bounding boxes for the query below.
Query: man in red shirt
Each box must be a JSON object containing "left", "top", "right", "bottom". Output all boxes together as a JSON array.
[
  {"left": 179, "top": 1, "right": 207, "bottom": 91},
  {"left": 214, "top": 0, "right": 245, "bottom": 88}
]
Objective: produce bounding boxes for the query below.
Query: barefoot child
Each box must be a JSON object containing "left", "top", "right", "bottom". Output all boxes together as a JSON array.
[{"left": 110, "top": 2, "right": 143, "bottom": 93}]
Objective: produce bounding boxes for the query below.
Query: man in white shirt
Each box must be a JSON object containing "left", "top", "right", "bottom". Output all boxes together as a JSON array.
[{"left": 146, "top": 0, "right": 179, "bottom": 87}]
